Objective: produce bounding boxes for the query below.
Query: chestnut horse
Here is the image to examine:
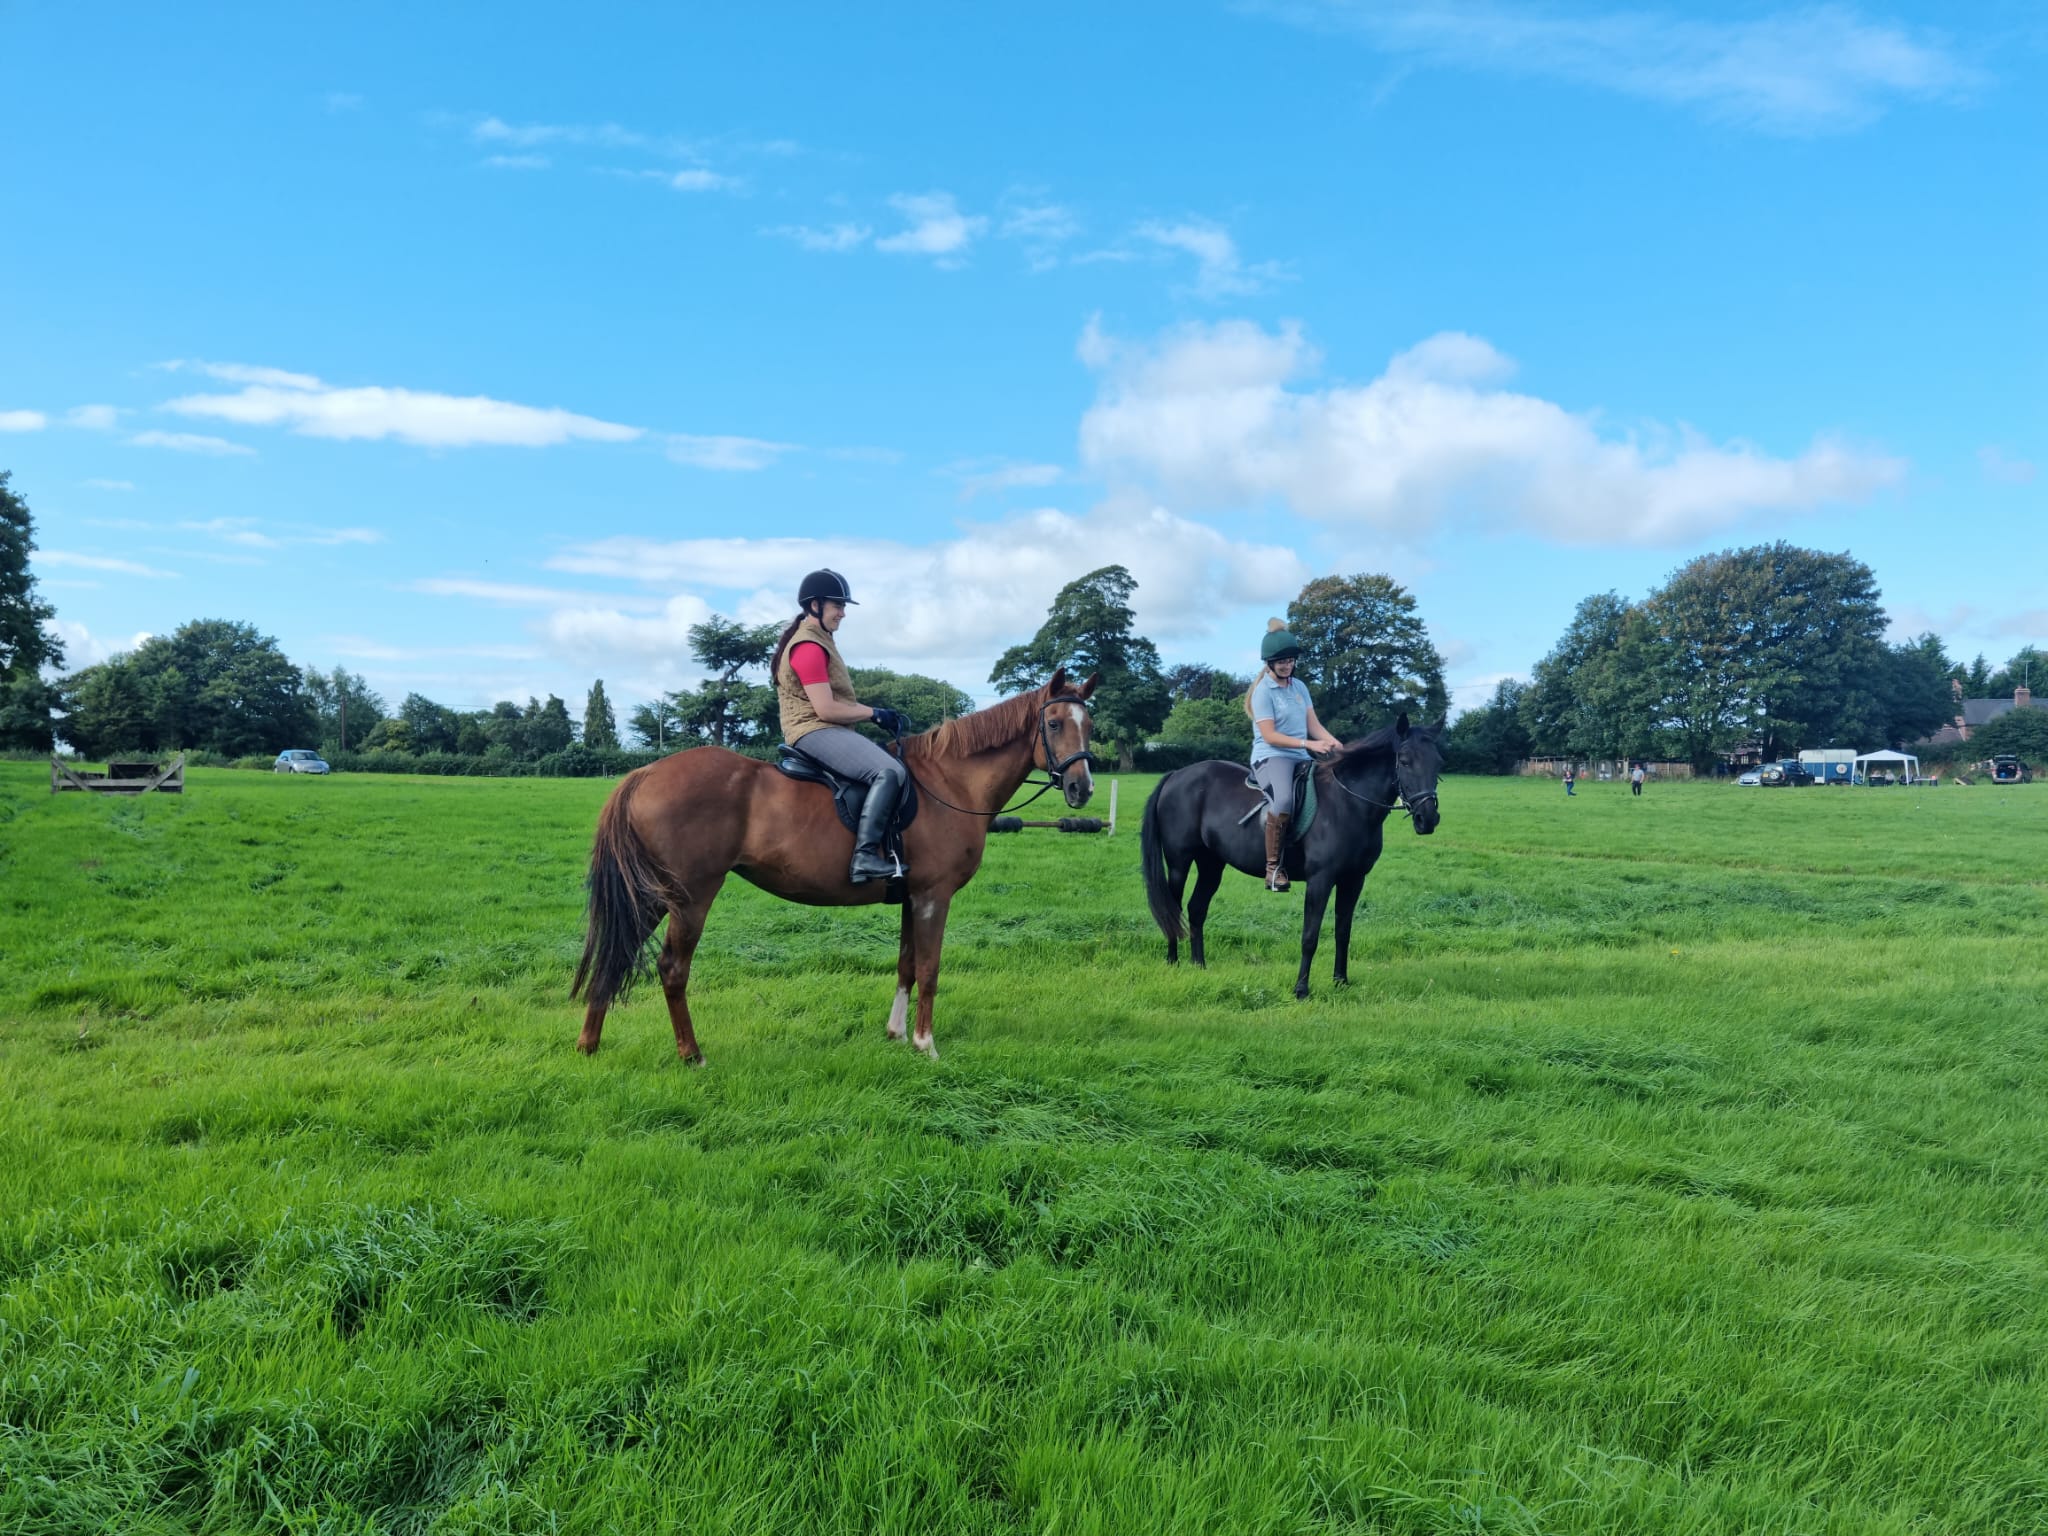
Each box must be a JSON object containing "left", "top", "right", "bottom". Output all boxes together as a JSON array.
[{"left": 572, "top": 670, "right": 1098, "bottom": 1063}]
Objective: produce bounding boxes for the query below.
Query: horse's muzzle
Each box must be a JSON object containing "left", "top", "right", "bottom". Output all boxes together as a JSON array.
[{"left": 1064, "top": 771, "right": 1093, "bottom": 809}]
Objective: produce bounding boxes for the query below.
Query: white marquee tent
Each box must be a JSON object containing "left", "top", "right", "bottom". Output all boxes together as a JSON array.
[{"left": 1852, "top": 749, "right": 1921, "bottom": 784}]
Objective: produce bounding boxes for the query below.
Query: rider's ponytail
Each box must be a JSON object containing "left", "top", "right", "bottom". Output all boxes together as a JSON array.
[{"left": 768, "top": 612, "right": 807, "bottom": 682}]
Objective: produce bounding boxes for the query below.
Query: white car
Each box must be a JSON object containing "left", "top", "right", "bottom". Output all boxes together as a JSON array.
[
  {"left": 1736, "top": 769, "right": 1762, "bottom": 786},
  {"left": 273, "top": 749, "right": 331, "bottom": 775}
]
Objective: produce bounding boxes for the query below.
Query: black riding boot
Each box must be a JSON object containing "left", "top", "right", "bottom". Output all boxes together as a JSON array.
[{"left": 849, "top": 770, "right": 907, "bottom": 884}]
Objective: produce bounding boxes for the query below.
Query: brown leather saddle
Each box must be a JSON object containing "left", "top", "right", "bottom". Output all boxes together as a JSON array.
[{"left": 775, "top": 747, "right": 919, "bottom": 898}]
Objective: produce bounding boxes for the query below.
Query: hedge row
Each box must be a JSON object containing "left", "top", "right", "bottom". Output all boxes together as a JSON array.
[
  {"left": 1133, "top": 738, "right": 1251, "bottom": 773},
  {"left": 315, "top": 744, "right": 776, "bottom": 778}
]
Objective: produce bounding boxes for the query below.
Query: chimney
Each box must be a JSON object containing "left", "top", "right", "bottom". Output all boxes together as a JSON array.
[{"left": 2019, "top": 684, "right": 2034, "bottom": 710}]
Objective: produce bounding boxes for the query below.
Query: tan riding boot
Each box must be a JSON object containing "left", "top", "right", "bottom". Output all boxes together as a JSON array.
[{"left": 1264, "top": 813, "right": 1291, "bottom": 891}]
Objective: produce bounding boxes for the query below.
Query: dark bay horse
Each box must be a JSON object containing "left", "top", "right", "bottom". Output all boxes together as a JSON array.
[
  {"left": 573, "top": 670, "right": 1098, "bottom": 1062},
  {"left": 1140, "top": 716, "right": 1443, "bottom": 998}
]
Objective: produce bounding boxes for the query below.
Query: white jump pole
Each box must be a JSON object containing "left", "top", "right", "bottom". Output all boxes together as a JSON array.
[{"left": 1108, "top": 779, "right": 1119, "bottom": 836}]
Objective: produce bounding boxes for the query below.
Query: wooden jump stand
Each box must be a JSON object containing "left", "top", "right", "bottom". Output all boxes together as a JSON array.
[{"left": 50, "top": 755, "right": 186, "bottom": 795}]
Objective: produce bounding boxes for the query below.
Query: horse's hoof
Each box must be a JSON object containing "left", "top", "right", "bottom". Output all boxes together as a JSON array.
[
  {"left": 575, "top": 1038, "right": 600, "bottom": 1056},
  {"left": 915, "top": 1037, "right": 939, "bottom": 1061},
  {"left": 681, "top": 1050, "right": 705, "bottom": 1068},
  {"left": 1293, "top": 987, "right": 1311, "bottom": 1001}
]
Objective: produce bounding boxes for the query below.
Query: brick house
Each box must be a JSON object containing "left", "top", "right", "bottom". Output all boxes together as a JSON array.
[{"left": 1924, "top": 682, "right": 2043, "bottom": 745}]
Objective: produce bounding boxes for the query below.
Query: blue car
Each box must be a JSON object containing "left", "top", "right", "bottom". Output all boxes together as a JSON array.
[{"left": 273, "top": 749, "right": 330, "bottom": 775}]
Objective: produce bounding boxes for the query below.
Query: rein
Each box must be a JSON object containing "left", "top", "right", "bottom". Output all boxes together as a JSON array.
[{"left": 892, "top": 694, "right": 1097, "bottom": 820}]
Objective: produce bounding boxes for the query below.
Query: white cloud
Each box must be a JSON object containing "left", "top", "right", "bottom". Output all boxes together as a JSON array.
[
  {"left": 66, "top": 404, "right": 122, "bottom": 430},
  {"left": 472, "top": 115, "right": 647, "bottom": 150},
  {"left": 666, "top": 168, "right": 738, "bottom": 192},
  {"left": 1279, "top": 1, "right": 1978, "bottom": 134},
  {"left": 1077, "top": 318, "right": 1905, "bottom": 546},
  {"left": 410, "top": 576, "right": 662, "bottom": 610},
  {"left": 946, "top": 459, "right": 1065, "bottom": 500},
  {"left": 164, "top": 367, "right": 642, "bottom": 449},
  {"left": 546, "top": 499, "right": 1308, "bottom": 670},
  {"left": 876, "top": 193, "right": 987, "bottom": 262},
  {"left": 0, "top": 410, "right": 46, "bottom": 432},
  {"left": 35, "top": 550, "right": 179, "bottom": 579},
  {"left": 1002, "top": 202, "right": 1081, "bottom": 245},
  {"left": 130, "top": 429, "right": 256, "bottom": 456},
  {"left": 173, "top": 516, "right": 382, "bottom": 551},
  {"left": 665, "top": 433, "right": 797, "bottom": 471},
  {"left": 83, "top": 478, "right": 136, "bottom": 491},
  {"left": 765, "top": 222, "right": 871, "bottom": 252},
  {"left": 483, "top": 153, "right": 551, "bottom": 171},
  {"left": 1134, "top": 219, "right": 1286, "bottom": 297},
  {"left": 1979, "top": 446, "right": 2037, "bottom": 485},
  {"left": 541, "top": 592, "right": 718, "bottom": 660},
  {"left": 51, "top": 619, "right": 155, "bottom": 666},
  {"left": 158, "top": 360, "right": 325, "bottom": 389},
  {"left": 323, "top": 634, "right": 542, "bottom": 662}
]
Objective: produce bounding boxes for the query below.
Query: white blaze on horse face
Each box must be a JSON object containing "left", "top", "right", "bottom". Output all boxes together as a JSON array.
[
  {"left": 887, "top": 987, "right": 909, "bottom": 1041},
  {"left": 1062, "top": 701, "right": 1094, "bottom": 801}
]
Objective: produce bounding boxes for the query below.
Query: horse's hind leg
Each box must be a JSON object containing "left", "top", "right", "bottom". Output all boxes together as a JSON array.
[
  {"left": 887, "top": 903, "right": 913, "bottom": 1041},
  {"left": 658, "top": 878, "right": 723, "bottom": 1066},
  {"left": 1187, "top": 856, "right": 1225, "bottom": 968}
]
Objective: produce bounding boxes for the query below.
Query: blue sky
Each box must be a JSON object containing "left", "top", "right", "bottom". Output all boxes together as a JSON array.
[{"left": 3, "top": 1, "right": 2043, "bottom": 724}]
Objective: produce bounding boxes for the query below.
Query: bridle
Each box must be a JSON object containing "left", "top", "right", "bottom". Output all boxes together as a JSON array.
[
  {"left": 1323, "top": 748, "right": 1440, "bottom": 819},
  {"left": 891, "top": 694, "right": 1098, "bottom": 819}
]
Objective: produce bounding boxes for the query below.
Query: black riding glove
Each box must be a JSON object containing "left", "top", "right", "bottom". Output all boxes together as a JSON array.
[{"left": 871, "top": 707, "right": 909, "bottom": 735}]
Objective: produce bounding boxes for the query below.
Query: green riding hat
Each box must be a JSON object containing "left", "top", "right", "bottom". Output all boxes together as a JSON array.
[{"left": 1260, "top": 618, "right": 1302, "bottom": 663}]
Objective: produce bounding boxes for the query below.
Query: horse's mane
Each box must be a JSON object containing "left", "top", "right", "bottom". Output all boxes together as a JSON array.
[
  {"left": 1341, "top": 723, "right": 1403, "bottom": 755},
  {"left": 902, "top": 686, "right": 1044, "bottom": 762}
]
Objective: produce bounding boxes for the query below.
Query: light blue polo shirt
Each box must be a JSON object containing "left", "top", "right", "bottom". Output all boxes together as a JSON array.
[{"left": 1250, "top": 674, "right": 1312, "bottom": 765}]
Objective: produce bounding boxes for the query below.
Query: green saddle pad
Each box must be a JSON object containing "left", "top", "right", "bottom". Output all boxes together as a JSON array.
[{"left": 1242, "top": 763, "right": 1316, "bottom": 842}]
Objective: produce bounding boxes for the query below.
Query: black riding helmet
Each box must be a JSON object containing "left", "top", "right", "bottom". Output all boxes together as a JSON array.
[{"left": 798, "top": 568, "right": 857, "bottom": 613}]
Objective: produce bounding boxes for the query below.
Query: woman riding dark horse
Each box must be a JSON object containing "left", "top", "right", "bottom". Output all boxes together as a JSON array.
[
  {"left": 1142, "top": 620, "right": 1444, "bottom": 998},
  {"left": 573, "top": 568, "right": 1099, "bottom": 1062},
  {"left": 1247, "top": 619, "right": 1342, "bottom": 891}
]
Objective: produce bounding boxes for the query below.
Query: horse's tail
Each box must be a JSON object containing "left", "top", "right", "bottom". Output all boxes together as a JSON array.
[
  {"left": 572, "top": 769, "right": 672, "bottom": 1010},
  {"left": 1140, "top": 772, "right": 1186, "bottom": 942}
]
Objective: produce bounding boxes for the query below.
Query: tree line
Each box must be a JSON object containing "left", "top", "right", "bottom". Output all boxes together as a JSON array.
[
  {"left": 5, "top": 469, "right": 2036, "bottom": 774},
  {"left": 1441, "top": 543, "right": 2043, "bottom": 773}
]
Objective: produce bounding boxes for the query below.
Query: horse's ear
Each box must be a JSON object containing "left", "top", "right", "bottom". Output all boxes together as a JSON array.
[
  {"left": 1047, "top": 666, "right": 1068, "bottom": 694},
  {"left": 1426, "top": 715, "right": 1448, "bottom": 738},
  {"left": 1076, "top": 672, "right": 1100, "bottom": 700},
  {"left": 1396, "top": 712, "right": 1411, "bottom": 740}
]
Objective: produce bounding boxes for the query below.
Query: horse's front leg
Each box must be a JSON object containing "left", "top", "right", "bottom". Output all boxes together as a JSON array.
[
  {"left": 908, "top": 888, "right": 954, "bottom": 1059},
  {"left": 1294, "top": 871, "right": 1335, "bottom": 999},
  {"left": 1331, "top": 869, "right": 1366, "bottom": 987},
  {"left": 887, "top": 902, "right": 913, "bottom": 1042}
]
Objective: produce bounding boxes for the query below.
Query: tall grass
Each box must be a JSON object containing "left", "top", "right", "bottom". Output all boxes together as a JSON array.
[{"left": 1, "top": 764, "right": 2043, "bottom": 1533}]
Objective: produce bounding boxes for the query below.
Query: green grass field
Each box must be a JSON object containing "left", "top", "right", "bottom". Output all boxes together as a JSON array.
[{"left": 2, "top": 761, "right": 2044, "bottom": 1534}]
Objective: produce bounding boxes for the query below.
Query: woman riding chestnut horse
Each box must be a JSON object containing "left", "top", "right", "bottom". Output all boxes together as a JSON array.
[{"left": 573, "top": 568, "right": 1098, "bottom": 1062}]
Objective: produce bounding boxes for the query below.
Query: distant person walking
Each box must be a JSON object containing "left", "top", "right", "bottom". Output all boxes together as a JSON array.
[
  {"left": 1631, "top": 764, "right": 1645, "bottom": 797},
  {"left": 1563, "top": 764, "right": 1576, "bottom": 797}
]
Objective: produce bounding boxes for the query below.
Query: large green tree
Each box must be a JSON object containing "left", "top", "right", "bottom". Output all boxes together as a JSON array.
[
  {"left": 1636, "top": 544, "right": 1886, "bottom": 768},
  {"left": 303, "top": 666, "right": 386, "bottom": 753},
  {"left": 1967, "top": 706, "right": 2048, "bottom": 763},
  {"left": 583, "top": 679, "right": 620, "bottom": 749},
  {"left": 1285, "top": 574, "right": 1448, "bottom": 737},
  {"left": 1442, "top": 677, "right": 1534, "bottom": 774},
  {"left": 687, "top": 615, "right": 781, "bottom": 748},
  {"left": 1159, "top": 694, "right": 1249, "bottom": 745},
  {"left": 1988, "top": 646, "right": 2048, "bottom": 699},
  {"left": 1875, "top": 634, "right": 1958, "bottom": 747},
  {"left": 63, "top": 619, "right": 313, "bottom": 758},
  {"left": 0, "top": 471, "right": 66, "bottom": 750},
  {"left": 1519, "top": 592, "right": 1636, "bottom": 757},
  {"left": 848, "top": 668, "right": 974, "bottom": 736},
  {"left": 990, "top": 566, "right": 1170, "bottom": 770}
]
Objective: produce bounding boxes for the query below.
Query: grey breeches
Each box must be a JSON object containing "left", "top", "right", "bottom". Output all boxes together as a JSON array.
[
  {"left": 1253, "top": 756, "right": 1304, "bottom": 817},
  {"left": 793, "top": 726, "right": 906, "bottom": 788}
]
